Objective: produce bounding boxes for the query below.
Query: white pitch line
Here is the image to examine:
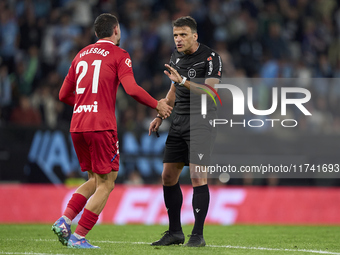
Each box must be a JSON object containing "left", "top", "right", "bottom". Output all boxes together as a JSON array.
[
  {"left": 208, "top": 245, "right": 340, "bottom": 255},
  {"left": 1, "top": 239, "right": 340, "bottom": 255},
  {"left": 98, "top": 240, "right": 340, "bottom": 254}
]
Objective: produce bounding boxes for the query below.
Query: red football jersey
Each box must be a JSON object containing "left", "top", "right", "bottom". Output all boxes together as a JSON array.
[{"left": 61, "top": 39, "right": 138, "bottom": 132}]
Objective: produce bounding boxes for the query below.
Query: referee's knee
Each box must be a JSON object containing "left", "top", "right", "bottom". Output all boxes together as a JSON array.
[
  {"left": 191, "top": 177, "right": 207, "bottom": 187},
  {"left": 162, "top": 172, "right": 178, "bottom": 186}
]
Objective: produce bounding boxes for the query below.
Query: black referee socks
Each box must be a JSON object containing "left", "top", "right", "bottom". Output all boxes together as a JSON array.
[
  {"left": 164, "top": 183, "right": 209, "bottom": 235},
  {"left": 192, "top": 184, "right": 210, "bottom": 235},
  {"left": 163, "top": 182, "right": 183, "bottom": 233}
]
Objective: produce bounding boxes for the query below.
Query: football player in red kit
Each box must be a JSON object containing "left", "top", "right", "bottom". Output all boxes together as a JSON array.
[{"left": 51, "top": 13, "right": 172, "bottom": 249}]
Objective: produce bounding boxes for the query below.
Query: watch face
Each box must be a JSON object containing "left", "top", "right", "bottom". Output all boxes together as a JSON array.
[{"left": 180, "top": 77, "right": 186, "bottom": 85}]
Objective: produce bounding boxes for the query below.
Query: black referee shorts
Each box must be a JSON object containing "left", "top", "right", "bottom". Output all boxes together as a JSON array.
[{"left": 163, "top": 112, "right": 217, "bottom": 166}]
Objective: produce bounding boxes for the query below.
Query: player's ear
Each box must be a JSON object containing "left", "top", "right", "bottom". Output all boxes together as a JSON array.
[
  {"left": 114, "top": 25, "right": 118, "bottom": 36},
  {"left": 193, "top": 32, "right": 198, "bottom": 41},
  {"left": 95, "top": 31, "right": 98, "bottom": 38}
]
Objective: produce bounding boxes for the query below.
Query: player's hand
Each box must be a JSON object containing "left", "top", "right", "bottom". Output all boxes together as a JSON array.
[
  {"left": 148, "top": 117, "right": 162, "bottom": 136},
  {"left": 156, "top": 98, "right": 172, "bottom": 119},
  {"left": 164, "top": 64, "right": 182, "bottom": 84}
]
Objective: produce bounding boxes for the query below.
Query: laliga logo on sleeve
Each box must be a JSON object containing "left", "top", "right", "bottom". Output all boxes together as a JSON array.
[{"left": 125, "top": 58, "right": 132, "bottom": 67}]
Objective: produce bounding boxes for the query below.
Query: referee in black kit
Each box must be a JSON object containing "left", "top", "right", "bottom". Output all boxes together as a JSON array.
[{"left": 149, "top": 16, "right": 222, "bottom": 247}]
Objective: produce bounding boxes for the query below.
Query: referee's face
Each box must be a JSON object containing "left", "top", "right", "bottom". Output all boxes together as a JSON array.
[{"left": 173, "top": 26, "right": 198, "bottom": 54}]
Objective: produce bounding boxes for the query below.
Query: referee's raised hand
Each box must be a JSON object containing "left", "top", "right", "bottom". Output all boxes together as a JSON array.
[
  {"left": 164, "top": 64, "right": 182, "bottom": 84},
  {"left": 156, "top": 98, "right": 172, "bottom": 119}
]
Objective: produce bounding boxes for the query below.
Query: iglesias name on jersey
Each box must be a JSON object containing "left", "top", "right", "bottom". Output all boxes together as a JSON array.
[
  {"left": 63, "top": 39, "right": 133, "bottom": 132},
  {"left": 170, "top": 43, "right": 223, "bottom": 115}
]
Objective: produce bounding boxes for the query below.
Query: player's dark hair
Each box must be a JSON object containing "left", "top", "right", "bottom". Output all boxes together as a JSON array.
[
  {"left": 172, "top": 16, "right": 197, "bottom": 33},
  {"left": 94, "top": 13, "right": 118, "bottom": 39}
]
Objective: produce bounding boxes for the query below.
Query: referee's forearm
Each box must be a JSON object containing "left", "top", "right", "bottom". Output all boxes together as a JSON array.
[
  {"left": 165, "top": 85, "right": 176, "bottom": 107},
  {"left": 166, "top": 97, "right": 175, "bottom": 107}
]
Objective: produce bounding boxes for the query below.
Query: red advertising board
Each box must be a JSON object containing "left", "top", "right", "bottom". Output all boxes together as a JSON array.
[{"left": 1, "top": 184, "right": 339, "bottom": 225}]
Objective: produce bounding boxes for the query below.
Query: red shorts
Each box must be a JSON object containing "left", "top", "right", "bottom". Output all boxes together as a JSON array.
[{"left": 71, "top": 130, "right": 120, "bottom": 174}]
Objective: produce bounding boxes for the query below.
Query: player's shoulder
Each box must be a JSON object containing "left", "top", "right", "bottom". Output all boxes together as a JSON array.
[
  {"left": 170, "top": 50, "right": 181, "bottom": 61},
  {"left": 113, "top": 46, "right": 128, "bottom": 54},
  {"left": 119, "top": 48, "right": 128, "bottom": 54},
  {"left": 112, "top": 46, "right": 131, "bottom": 61},
  {"left": 199, "top": 43, "right": 220, "bottom": 58},
  {"left": 169, "top": 51, "right": 179, "bottom": 66}
]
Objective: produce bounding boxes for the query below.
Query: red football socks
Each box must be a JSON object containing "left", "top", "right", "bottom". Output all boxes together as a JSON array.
[
  {"left": 63, "top": 193, "right": 87, "bottom": 221},
  {"left": 75, "top": 208, "right": 99, "bottom": 237}
]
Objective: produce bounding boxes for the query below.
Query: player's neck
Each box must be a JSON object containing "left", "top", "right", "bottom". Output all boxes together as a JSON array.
[
  {"left": 100, "top": 37, "right": 116, "bottom": 45},
  {"left": 184, "top": 42, "right": 199, "bottom": 55}
]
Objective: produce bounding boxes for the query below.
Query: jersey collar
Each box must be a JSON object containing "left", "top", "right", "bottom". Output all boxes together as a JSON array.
[
  {"left": 193, "top": 43, "right": 200, "bottom": 53},
  {"left": 96, "top": 39, "right": 115, "bottom": 45}
]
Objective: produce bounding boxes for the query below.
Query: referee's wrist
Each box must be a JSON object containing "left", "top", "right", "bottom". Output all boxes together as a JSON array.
[
  {"left": 179, "top": 76, "right": 187, "bottom": 86},
  {"left": 156, "top": 115, "right": 163, "bottom": 121}
]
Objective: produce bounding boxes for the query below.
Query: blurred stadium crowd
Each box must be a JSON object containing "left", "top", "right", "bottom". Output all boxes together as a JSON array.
[{"left": 1, "top": 0, "right": 340, "bottom": 133}]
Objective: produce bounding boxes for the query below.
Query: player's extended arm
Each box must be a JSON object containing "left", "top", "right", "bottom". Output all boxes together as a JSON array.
[
  {"left": 59, "top": 78, "right": 75, "bottom": 106},
  {"left": 120, "top": 75, "right": 172, "bottom": 118},
  {"left": 148, "top": 83, "right": 176, "bottom": 136},
  {"left": 164, "top": 64, "right": 220, "bottom": 94}
]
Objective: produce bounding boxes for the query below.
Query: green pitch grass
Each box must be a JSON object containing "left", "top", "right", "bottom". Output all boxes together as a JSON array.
[{"left": 0, "top": 224, "right": 339, "bottom": 255}]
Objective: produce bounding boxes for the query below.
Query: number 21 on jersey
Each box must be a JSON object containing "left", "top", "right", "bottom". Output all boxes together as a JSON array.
[{"left": 76, "top": 60, "right": 102, "bottom": 94}]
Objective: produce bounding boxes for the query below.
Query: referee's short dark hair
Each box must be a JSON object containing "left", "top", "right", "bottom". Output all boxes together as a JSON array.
[
  {"left": 94, "top": 13, "right": 118, "bottom": 39},
  {"left": 173, "top": 16, "right": 197, "bottom": 33}
]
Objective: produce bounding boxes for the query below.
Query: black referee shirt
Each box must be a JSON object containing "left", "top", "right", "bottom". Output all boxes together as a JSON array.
[{"left": 169, "top": 43, "right": 222, "bottom": 115}]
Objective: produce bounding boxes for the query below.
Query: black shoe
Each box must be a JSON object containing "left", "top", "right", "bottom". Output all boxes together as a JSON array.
[
  {"left": 151, "top": 230, "right": 185, "bottom": 246},
  {"left": 184, "top": 234, "right": 206, "bottom": 247}
]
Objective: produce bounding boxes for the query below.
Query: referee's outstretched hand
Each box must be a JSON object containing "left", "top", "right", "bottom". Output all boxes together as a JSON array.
[{"left": 156, "top": 98, "right": 172, "bottom": 119}]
